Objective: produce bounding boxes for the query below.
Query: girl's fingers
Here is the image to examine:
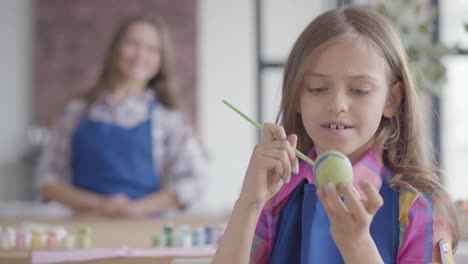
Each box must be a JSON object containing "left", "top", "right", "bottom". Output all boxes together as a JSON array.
[
  {"left": 261, "top": 148, "right": 292, "bottom": 183},
  {"left": 273, "top": 162, "right": 283, "bottom": 183},
  {"left": 319, "top": 183, "right": 349, "bottom": 218},
  {"left": 287, "top": 134, "right": 299, "bottom": 173},
  {"left": 360, "top": 180, "right": 383, "bottom": 216},
  {"left": 273, "top": 140, "right": 297, "bottom": 174},
  {"left": 256, "top": 125, "right": 299, "bottom": 183},
  {"left": 352, "top": 186, "right": 361, "bottom": 200},
  {"left": 266, "top": 137, "right": 298, "bottom": 175},
  {"left": 252, "top": 148, "right": 286, "bottom": 184},
  {"left": 262, "top": 122, "right": 287, "bottom": 143},
  {"left": 258, "top": 138, "right": 298, "bottom": 181},
  {"left": 317, "top": 184, "right": 334, "bottom": 215},
  {"left": 257, "top": 155, "right": 284, "bottom": 182},
  {"left": 262, "top": 123, "right": 298, "bottom": 174},
  {"left": 339, "top": 183, "right": 367, "bottom": 220}
]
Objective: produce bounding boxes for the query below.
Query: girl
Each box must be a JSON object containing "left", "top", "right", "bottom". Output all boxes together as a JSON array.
[
  {"left": 213, "top": 6, "right": 459, "bottom": 263},
  {"left": 36, "top": 16, "right": 206, "bottom": 218}
]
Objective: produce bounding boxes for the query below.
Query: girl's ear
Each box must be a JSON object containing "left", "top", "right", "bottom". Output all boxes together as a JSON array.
[{"left": 383, "top": 82, "right": 403, "bottom": 118}]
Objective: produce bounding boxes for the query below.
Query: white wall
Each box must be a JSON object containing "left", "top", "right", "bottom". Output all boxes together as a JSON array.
[
  {"left": 440, "top": 0, "right": 468, "bottom": 200},
  {"left": 440, "top": 0, "right": 468, "bottom": 50},
  {"left": 441, "top": 56, "right": 468, "bottom": 200},
  {"left": 0, "top": 0, "right": 33, "bottom": 200},
  {"left": 196, "top": 0, "right": 256, "bottom": 213}
]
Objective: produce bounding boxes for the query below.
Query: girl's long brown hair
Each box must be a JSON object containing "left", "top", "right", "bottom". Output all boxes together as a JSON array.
[
  {"left": 278, "top": 6, "right": 459, "bottom": 249},
  {"left": 83, "top": 15, "right": 179, "bottom": 109}
]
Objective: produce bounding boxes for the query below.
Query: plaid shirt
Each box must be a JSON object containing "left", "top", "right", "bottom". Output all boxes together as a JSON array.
[
  {"left": 36, "top": 90, "right": 207, "bottom": 207},
  {"left": 251, "top": 148, "right": 453, "bottom": 263}
]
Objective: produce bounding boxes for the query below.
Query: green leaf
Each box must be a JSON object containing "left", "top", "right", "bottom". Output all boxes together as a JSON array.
[
  {"left": 377, "top": 3, "right": 389, "bottom": 16},
  {"left": 465, "top": 23, "right": 468, "bottom": 32},
  {"left": 429, "top": 64, "right": 447, "bottom": 82},
  {"left": 414, "top": 3, "right": 422, "bottom": 15},
  {"left": 418, "top": 24, "right": 429, "bottom": 34},
  {"left": 368, "top": 0, "right": 460, "bottom": 94}
]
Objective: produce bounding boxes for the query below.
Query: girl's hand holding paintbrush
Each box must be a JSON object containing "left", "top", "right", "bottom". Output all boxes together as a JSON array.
[{"left": 239, "top": 123, "right": 299, "bottom": 208}]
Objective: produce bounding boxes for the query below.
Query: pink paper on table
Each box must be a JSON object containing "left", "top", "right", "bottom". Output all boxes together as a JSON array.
[{"left": 31, "top": 246, "right": 216, "bottom": 264}]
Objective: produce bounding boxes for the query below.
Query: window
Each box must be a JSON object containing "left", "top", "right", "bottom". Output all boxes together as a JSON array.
[{"left": 440, "top": 0, "right": 468, "bottom": 199}]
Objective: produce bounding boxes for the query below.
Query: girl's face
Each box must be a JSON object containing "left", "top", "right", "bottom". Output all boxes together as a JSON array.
[
  {"left": 299, "top": 34, "right": 400, "bottom": 163},
  {"left": 115, "top": 21, "right": 162, "bottom": 85}
]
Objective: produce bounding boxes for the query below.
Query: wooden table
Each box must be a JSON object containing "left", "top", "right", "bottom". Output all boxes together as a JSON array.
[{"left": 0, "top": 216, "right": 226, "bottom": 264}]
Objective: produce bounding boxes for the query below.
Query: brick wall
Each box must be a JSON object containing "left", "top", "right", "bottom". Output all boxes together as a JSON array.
[{"left": 35, "top": 0, "right": 197, "bottom": 126}]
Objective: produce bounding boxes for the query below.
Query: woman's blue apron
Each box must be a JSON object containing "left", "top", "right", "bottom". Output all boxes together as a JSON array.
[
  {"left": 71, "top": 101, "right": 161, "bottom": 200},
  {"left": 271, "top": 168, "right": 399, "bottom": 263}
]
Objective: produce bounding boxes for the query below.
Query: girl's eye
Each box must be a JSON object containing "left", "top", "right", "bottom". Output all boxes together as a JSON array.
[
  {"left": 306, "top": 87, "right": 328, "bottom": 94},
  {"left": 351, "top": 89, "right": 370, "bottom": 95}
]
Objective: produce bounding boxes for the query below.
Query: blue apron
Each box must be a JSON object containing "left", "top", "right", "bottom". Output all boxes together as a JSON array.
[
  {"left": 271, "top": 168, "right": 399, "bottom": 264},
  {"left": 71, "top": 101, "right": 161, "bottom": 200}
]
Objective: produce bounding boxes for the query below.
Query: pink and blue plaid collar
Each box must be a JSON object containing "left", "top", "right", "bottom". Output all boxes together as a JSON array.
[{"left": 273, "top": 147, "right": 384, "bottom": 207}]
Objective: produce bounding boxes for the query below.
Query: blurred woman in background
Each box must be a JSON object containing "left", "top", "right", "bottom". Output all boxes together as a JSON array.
[{"left": 36, "top": 16, "right": 206, "bottom": 218}]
